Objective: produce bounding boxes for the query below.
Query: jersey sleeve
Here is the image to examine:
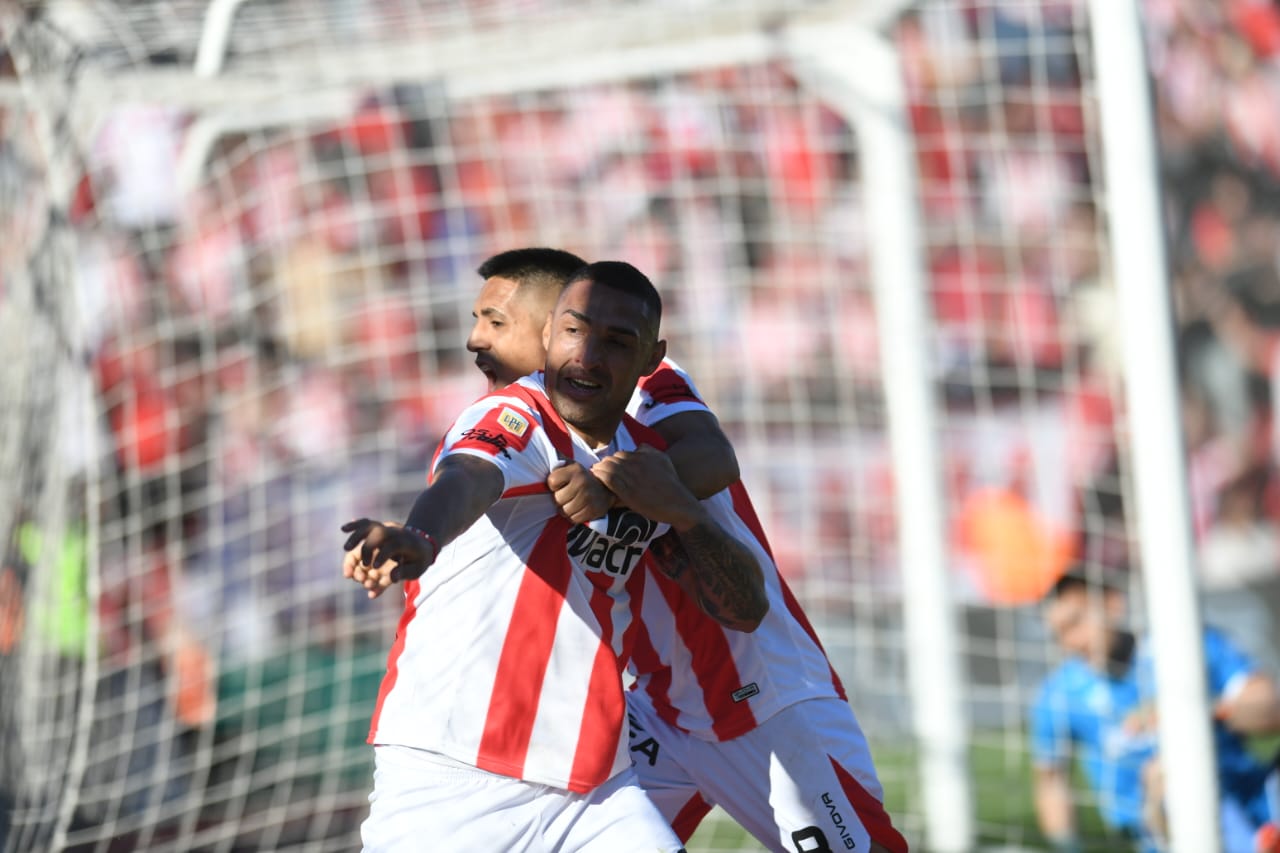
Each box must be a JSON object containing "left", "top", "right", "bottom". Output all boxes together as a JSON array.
[
  {"left": 628, "top": 358, "right": 711, "bottom": 427},
  {"left": 1029, "top": 672, "right": 1073, "bottom": 768},
  {"left": 1202, "top": 626, "right": 1258, "bottom": 702},
  {"left": 435, "top": 397, "right": 553, "bottom": 492}
]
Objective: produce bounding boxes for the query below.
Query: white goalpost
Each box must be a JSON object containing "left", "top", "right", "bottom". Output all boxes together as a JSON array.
[{"left": 0, "top": 1, "right": 1225, "bottom": 851}]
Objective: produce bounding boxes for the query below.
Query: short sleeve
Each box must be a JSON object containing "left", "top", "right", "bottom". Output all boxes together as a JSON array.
[
  {"left": 1202, "top": 627, "right": 1258, "bottom": 702},
  {"left": 628, "top": 358, "right": 711, "bottom": 427},
  {"left": 1029, "top": 674, "right": 1073, "bottom": 768},
  {"left": 436, "top": 398, "right": 553, "bottom": 493}
]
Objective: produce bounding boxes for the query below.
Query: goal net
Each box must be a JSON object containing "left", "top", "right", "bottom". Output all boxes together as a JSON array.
[{"left": 2, "top": 1, "right": 1263, "bottom": 851}]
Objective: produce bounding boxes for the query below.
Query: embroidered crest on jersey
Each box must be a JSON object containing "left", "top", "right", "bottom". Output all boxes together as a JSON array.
[
  {"left": 497, "top": 407, "right": 529, "bottom": 437},
  {"left": 641, "top": 367, "right": 699, "bottom": 408},
  {"left": 453, "top": 406, "right": 535, "bottom": 458}
]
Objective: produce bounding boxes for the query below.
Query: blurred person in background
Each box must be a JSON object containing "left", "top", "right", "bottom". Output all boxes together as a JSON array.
[{"left": 1030, "top": 568, "right": 1280, "bottom": 852}]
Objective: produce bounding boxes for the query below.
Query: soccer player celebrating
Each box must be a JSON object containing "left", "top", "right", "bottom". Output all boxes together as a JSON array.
[
  {"left": 344, "top": 260, "right": 766, "bottom": 852},
  {"left": 348, "top": 247, "right": 907, "bottom": 853}
]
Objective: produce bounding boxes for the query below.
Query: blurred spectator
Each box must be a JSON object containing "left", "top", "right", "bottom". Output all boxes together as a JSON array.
[
  {"left": 1198, "top": 461, "right": 1280, "bottom": 589},
  {"left": 89, "top": 104, "right": 185, "bottom": 229}
]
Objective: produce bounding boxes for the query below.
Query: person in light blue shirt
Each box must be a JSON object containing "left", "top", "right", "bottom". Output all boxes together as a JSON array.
[{"left": 1030, "top": 568, "right": 1280, "bottom": 852}]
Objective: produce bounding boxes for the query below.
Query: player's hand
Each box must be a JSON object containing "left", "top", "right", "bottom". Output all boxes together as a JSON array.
[
  {"left": 547, "top": 461, "right": 616, "bottom": 524},
  {"left": 1123, "top": 703, "right": 1157, "bottom": 734},
  {"left": 342, "top": 522, "right": 400, "bottom": 599},
  {"left": 591, "top": 446, "right": 700, "bottom": 526},
  {"left": 341, "top": 518, "right": 438, "bottom": 584}
]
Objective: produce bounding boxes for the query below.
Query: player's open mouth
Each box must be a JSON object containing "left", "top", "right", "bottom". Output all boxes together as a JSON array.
[{"left": 563, "top": 376, "right": 603, "bottom": 399}]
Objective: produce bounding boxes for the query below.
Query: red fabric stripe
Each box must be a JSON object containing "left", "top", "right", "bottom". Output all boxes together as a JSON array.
[
  {"left": 367, "top": 578, "right": 422, "bottom": 741},
  {"left": 475, "top": 517, "right": 573, "bottom": 778},
  {"left": 502, "top": 382, "right": 575, "bottom": 460},
  {"left": 568, "top": 632, "right": 627, "bottom": 791},
  {"left": 670, "top": 792, "right": 713, "bottom": 843},
  {"left": 830, "top": 756, "right": 909, "bottom": 853},
  {"left": 638, "top": 364, "right": 701, "bottom": 408},
  {"left": 730, "top": 482, "right": 847, "bottom": 700},
  {"left": 617, "top": 565, "right": 647, "bottom": 671},
  {"left": 653, "top": 564, "right": 757, "bottom": 740},
  {"left": 450, "top": 406, "right": 536, "bottom": 458},
  {"left": 630, "top": 617, "right": 684, "bottom": 730},
  {"left": 568, "top": 579, "right": 628, "bottom": 789},
  {"left": 620, "top": 413, "right": 669, "bottom": 451},
  {"left": 727, "top": 481, "right": 775, "bottom": 560}
]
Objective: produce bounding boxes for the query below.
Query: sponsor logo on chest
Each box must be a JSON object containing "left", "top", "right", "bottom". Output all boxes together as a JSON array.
[{"left": 567, "top": 508, "right": 659, "bottom": 579}]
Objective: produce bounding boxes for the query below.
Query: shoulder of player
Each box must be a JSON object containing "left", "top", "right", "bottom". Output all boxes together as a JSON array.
[
  {"left": 620, "top": 413, "right": 668, "bottom": 452},
  {"left": 1039, "top": 658, "right": 1096, "bottom": 700},
  {"left": 637, "top": 357, "right": 702, "bottom": 402},
  {"left": 446, "top": 385, "right": 555, "bottom": 452},
  {"left": 1198, "top": 624, "right": 1256, "bottom": 673}
]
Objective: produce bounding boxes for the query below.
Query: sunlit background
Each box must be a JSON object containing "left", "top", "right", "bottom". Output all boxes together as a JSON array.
[{"left": 3, "top": 1, "right": 1280, "bottom": 850}]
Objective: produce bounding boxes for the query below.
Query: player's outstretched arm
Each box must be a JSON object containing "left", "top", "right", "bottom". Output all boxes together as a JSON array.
[
  {"left": 1215, "top": 672, "right": 1280, "bottom": 734},
  {"left": 1033, "top": 763, "right": 1080, "bottom": 853},
  {"left": 341, "top": 455, "right": 505, "bottom": 592},
  {"left": 593, "top": 446, "right": 767, "bottom": 632},
  {"left": 650, "top": 410, "right": 740, "bottom": 499}
]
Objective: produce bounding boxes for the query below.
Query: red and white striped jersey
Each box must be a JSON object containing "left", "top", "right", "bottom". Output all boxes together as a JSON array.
[
  {"left": 626, "top": 358, "right": 847, "bottom": 741},
  {"left": 368, "top": 373, "right": 669, "bottom": 793}
]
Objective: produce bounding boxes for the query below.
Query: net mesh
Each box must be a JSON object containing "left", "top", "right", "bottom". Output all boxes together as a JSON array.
[{"left": 3, "top": 1, "right": 1277, "bottom": 851}]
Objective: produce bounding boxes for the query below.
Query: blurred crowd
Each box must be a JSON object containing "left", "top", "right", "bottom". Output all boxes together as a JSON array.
[
  {"left": 1, "top": 0, "right": 1279, "bottom": 660},
  {"left": 1, "top": 0, "right": 1279, "bottom": 848},
  {"left": 902, "top": 0, "right": 1280, "bottom": 613}
]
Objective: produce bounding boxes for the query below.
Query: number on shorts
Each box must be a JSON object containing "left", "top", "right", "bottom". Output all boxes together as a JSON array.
[{"left": 791, "top": 826, "right": 833, "bottom": 852}]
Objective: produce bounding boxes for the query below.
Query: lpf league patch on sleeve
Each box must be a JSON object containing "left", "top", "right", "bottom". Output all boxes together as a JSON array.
[{"left": 497, "top": 407, "right": 530, "bottom": 437}]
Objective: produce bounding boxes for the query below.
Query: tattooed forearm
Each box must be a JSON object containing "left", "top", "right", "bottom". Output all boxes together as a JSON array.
[
  {"left": 649, "top": 533, "right": 690, "bottom": 581},
  {"left": 668, "top": 521, "right": 768, "bottom": 631}
]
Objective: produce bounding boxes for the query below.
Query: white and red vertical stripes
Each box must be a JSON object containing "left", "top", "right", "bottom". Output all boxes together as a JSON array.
[
  {"left": 627, "top": 359, "right": 847, "bottom": 741},
  {"left": 368, "top": 374, "right": 667, "bottom": 793}
]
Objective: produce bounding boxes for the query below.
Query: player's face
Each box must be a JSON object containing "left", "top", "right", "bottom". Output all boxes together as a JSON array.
[
  {"left": 467, "top": 276, "right": 554, "bottom": 391},
  {"left": 543, "top": 278, "right": 665, "bottom": 446},
  {"left": 1045, "top": 587, "right": 1119, "bottom": 670}
]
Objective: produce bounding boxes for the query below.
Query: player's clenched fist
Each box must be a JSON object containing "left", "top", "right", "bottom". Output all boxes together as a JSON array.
[
  {"left": 547, "top": 461, "right": 616, "bottom": 524},
  {"left": 591, "top": 445, "right": 701, "bottom": 528},
  {"left": 341, "top": 518, "right": 438, "bottom": 588}
]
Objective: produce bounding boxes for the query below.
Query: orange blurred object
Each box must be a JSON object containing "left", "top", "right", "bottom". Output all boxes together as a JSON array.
[{"left": 956, "top": 487, "right": 1074, "bottom": 605}]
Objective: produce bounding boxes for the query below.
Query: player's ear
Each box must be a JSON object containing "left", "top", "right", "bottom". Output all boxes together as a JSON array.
[
  {"left": 643, "top": 338, "right": 667, "bottom": 376},
  {"left": 542, "top": 313, "right": 552, "bottom": 352}
]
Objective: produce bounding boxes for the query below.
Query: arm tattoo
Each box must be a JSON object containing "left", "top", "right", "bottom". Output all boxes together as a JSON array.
[
  {"left": 648, "top": 532, "right": 690, "bottom": 581},
  {"left": 664, "top": 521, "right": 767, "bottom": 628}
]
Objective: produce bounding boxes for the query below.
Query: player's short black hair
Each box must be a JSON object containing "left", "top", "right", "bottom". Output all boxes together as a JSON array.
[
  {"left": 476, "top": 248, "right": 586, "bottom": 287},
  {"left": 565, "top": 261, "right": 663, "bottom": 341},
  {"left": 1047, "top": 565, "right": 1127, "bottom": 601}
]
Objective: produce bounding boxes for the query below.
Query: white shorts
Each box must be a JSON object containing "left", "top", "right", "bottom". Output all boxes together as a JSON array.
[
  {"left": 627, "top": 694, "right": 907, "bottom": 853},
  {"left": 362, "top": 744, "right": 685, "bottom": 852}
]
